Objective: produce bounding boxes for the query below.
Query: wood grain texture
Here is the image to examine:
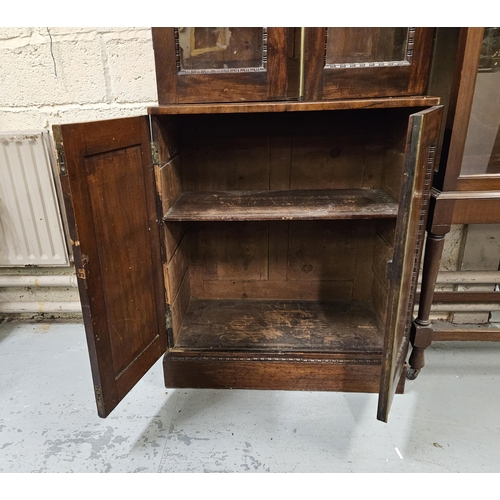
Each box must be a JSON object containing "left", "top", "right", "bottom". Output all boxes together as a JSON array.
[
  {"left": 201, "top": 280, "right": 353, "bottom": 301},
  {"left": 55, "top": 117, "right": 167, "bottom": 418},
  {"left": 200, "top": 222, "right": 268, "bottom": 282},
  {"left": 304, "top": 28, "right": 435, "bottom": 101},
  {"left": 378, "top": 106, "right": 443, "bottom": 422},
  {"left": 163, "top": 350, "right": 406, "bottom": 394},
  {"left": 164, "top": 234, "right": 189, "bottom": 305},
  {"left": 441, "top": 28, "right": 484, "bottom": 191},
  {"left": 152, "top": 114, "right": 179, "bottom": 163},
  {"left": 164, "top": 354, "right": 384, "bottom": 393},
  {"left": 451, "top": 198, "right": 500, "bottom": 224},
  {"left": 286, "top": 220, "right": 359, "bottom": 282},
  {"left": 456, "top": 176, "right": 500, "bottom": 191},
  {"left": 152, "top": 28, "right": 290, "bottom": 104},
  {"left": 149, "top": 97, "right": 440, "bottom": 115},
  {"left": 163, "top": 189, "right": 398, "bottom": 221},
  {"left": 174, "top": 299, "right": 384, "bottom": 352},
  {"left": 183, "top": 217, "right": 385, "bottom": 303},
  {"left": 432, "top": 321, "right": 500, "bottom": 341},
  {"left": 158, "top": 155, "right": 182, "bottom": 215},
  {"left": 170, "top": 268, "right": 191, "bottom": 344},
  {"left": 151, "top": 28, "right": 178, "bottom": 104},
  {"left": 425, "top": 291, "right": 500, "bottom": 303}
]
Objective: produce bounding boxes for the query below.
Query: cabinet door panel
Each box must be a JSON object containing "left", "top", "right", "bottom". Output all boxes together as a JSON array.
[
  {"left": 54, "top": 117, "right": 167, "bottom": 418},
  {"left": 304, "top": 28, "right": 435, "bottom": 100},
  {"left": 152, "top": 27, "right": 294, "bottom": 104},
  {"left": 377, "top": 106, "right": 443, "bottom": 422}
]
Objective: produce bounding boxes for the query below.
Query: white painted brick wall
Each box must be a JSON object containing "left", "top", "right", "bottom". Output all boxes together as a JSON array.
[
  {"left": 0, "top": 27, "right": 158, "bottom": 131},
  {"left": 0, "top": 27, "right": 158, "bottom": 316}
]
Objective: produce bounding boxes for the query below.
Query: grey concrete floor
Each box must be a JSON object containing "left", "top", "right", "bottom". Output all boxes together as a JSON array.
[{"left": 0, "top": 319, "right": 499, "bottom": 473}]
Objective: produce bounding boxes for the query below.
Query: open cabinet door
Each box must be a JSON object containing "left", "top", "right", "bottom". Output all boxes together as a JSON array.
[
  {"left": 377, "top": 106, "right": 443, "bottom": 422},
  {"left": 53, "top": 117, "right": 167, "bottom": 417}
]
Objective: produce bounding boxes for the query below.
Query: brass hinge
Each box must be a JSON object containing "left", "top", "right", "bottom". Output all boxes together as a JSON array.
[
  {"left": 77, "top": 268, "right": 86, "bottom": 280},
  {"left": 55, "top": 139, "right": 67, "bottom": 175},
  {"left": 150, "top": 141, "right": 160, "bottom": 166}
]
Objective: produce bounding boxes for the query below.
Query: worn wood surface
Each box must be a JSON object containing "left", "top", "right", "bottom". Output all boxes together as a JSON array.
[
  {"left": 432, "top": 321, "right": 500, "bottom": 341},
  {"left": 371, "top": 233, "right": 394, "bottom": 326},
  {"left": 423, "top": 291, "right": 500, "bottom": 303},
  {"left": 378, "top": 106, "right": 443, "bottom": 422},
  {"left": 170, "top": 268, "right": 191, "bottom": 345},
  {"left": 201, "top": 280, "right": 354, "bottom": 302},
  {"left": 152, "top": 27, "right": 292, "bottom": 104},
  {"left": 325, "top": 28, "right": 407, "bottom": 65},
  {"left": 177, "top": 110, "right": 408, "bottom": 195},
  {"left": 149, "top": 97, "right": 440, "bottom": 115},
  {"left": 164, "top": 355, "right": 381, "bottom": 393},
  {"left": 164, "top": 234, "right": 189, "bottom": 305},
  {"left": 174, "top": 299, "right": 384, "bottom": 352},
  {"left": 456, "top": 176, "right": 500, "bottom": 191},
  {"left": 440, "top": 28, "right": 484, "bottom": 192},
  {"left": 152, "top": 115, "right": 186, "bottom": 266},
  {"left": 451, "top": 197, "right": 500, "bottom": 224},
  {"left": 163, "top": 350, "right": 406, "bottom": 394},
  {"left": 303, "top": 28, "right": 434, "bottom": 101},
  {"left": 186, "top": 220, "right": 379, "bottom": 303},
  {"left": 55, "top": 117, "right": 167, "bottom": 418},
  {"left": 163, "top": 189, "right": 398, "bottom": 221},
  {"left": 200, "top": 222, "right": 269, "bottom": 281}
]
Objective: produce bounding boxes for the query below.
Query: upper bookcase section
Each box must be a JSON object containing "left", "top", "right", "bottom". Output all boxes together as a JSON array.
[{"left": 152, "top": 28, "right": 435, "bottom": 105}]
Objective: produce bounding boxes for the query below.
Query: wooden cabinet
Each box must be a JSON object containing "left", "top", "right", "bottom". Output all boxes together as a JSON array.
[
  {"left": 152, "top": 27, "right": 435, "bottom": 104},
  {"left": 53, "top": 29, "right": 442, "bottom": 423},
  {"left": 409, "top": 27, "right": 500, "bottom": 375}
]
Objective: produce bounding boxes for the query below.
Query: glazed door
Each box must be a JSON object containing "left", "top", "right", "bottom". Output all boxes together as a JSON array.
[
  {"left": 377, "top": 106, "right": 443, "bottom": 422},
  {"left": 440, "top": 28, "right": 500, "bottom": 192},
  {"left": 152, "top": 28, "right": 294, "bottom": 104},
  {"left": 54, "top": 117, "right": 167, "bottom": 418},
  {"left": 303, "top": 28, "right": 435, "bottom": 100}
]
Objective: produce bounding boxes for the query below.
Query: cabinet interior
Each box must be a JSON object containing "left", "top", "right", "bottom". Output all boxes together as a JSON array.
[{"left": 154, "top": 108, "right": 419, "bottom": 355}]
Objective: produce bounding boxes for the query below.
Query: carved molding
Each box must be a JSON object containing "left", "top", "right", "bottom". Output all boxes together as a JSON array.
[
  {"left": 401, "top": 143, "right": 437, "bottom": 350},
  {"left": 324, "top": 27, "right": 415, "bottom": 70},
  {"left": 168, "top": 355, "right": 381, "bottom": 365},
  {"left": 175, "top": 27, "right": 268, "bottom": 75}
]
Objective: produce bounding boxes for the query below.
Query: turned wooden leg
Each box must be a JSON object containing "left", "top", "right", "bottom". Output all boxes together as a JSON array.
[{"left": 407, "top": 230, "right": 447, "bottom": 380}]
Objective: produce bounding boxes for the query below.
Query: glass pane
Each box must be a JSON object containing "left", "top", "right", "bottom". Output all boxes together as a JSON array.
[
  {"left": 460, "top": 28, "right": 500, "bottom": 176},
  {"left": 325, "top": 28, "right": 409, "bottom": 66},
  {"left": 177, "top": 28, "right": 264, "bottom": 72}
]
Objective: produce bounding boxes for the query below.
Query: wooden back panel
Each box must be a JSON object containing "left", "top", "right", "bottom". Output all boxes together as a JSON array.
[{"left": 170, "top": 110, "right": 410, "bottom": 307}]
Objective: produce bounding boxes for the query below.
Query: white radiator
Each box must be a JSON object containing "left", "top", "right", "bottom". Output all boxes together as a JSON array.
[{"left": 0, "top": 131, "right": 69, "bottom": 266}]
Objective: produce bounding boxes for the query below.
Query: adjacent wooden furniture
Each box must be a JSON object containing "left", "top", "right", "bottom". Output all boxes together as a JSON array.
[
  {"left": 54, "top": 28, "right": 441, "bottom": 422},
  {"left": 409, "top": 27, "right": 500, "bottom": 378}
]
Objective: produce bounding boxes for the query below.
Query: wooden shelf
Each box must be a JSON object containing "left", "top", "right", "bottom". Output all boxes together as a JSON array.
[
  {"left": 163, "top": 189, "right": 398, "bottom": 222},
  {"left": 173, "top": 299, "right": 384, "bottom": 353},
  {"left": 149, "top": 96, "right": 440, "bottom": 115}
]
